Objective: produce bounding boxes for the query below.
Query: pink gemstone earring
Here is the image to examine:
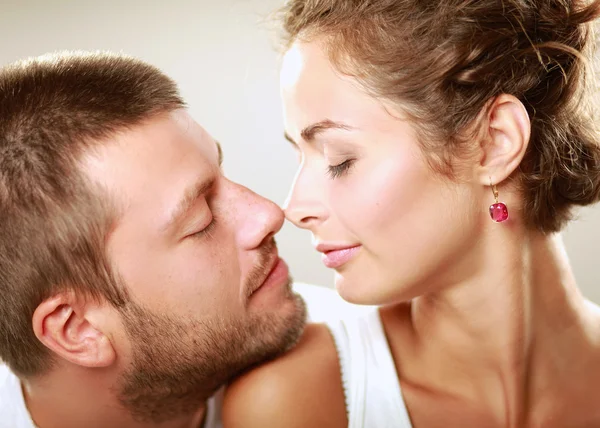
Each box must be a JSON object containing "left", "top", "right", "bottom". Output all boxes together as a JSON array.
[{"left": 489, "top": 178, "right": 509, "bottom": 223}]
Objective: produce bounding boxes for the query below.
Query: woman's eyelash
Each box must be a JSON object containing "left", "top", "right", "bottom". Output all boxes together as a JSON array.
[
  {"left": 192, "top": 217, "right": 217, "bottom": 239},
  {"left": 327, "top": 159, "right": 355, "bottom": 179}
]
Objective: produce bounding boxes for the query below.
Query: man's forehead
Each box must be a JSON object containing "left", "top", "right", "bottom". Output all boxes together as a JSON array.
[
  {"left": 82, "top": 112, "right": 216, "bottom": 176},
  {"left": 80, "top": 111, "right": 221, "bottom": 223},
  {"left": 171, "top": 110, "right": 222, "bottom": 162}
]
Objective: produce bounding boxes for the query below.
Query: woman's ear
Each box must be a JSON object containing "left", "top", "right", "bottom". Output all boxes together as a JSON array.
[{"left": 476, "top": 94, "right": 531, "bottom": 185}]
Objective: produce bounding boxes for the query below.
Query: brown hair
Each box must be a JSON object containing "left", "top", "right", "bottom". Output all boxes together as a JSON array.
[
  {"left": 277, "top": 0, "right": 600, "bottom": 232},
  {"left": 0, "top": 51, "right": 185, "bottom": 376}
]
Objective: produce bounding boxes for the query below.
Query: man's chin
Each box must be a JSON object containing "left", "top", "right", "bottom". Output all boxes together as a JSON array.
[
  {"left": 232, "top": 292, "right": 307, "bottom": 377},
  {"left": 263, "top": 287, "right": 306, "bottom": 344},
  {"left": 270, "top": 294, "right": 307, "bottom": 354},
  {"left": 117, "top": 291, "right": 306, "bottom": 423}
]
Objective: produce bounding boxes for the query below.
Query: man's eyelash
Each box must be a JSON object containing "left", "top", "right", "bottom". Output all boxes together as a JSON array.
[{"left": 192, "top": 217, "right": 217, "bottom": 239}]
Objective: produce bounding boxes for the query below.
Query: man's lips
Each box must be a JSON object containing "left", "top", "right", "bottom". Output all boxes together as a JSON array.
[{"left": 248, "top": 252, "right": 289, "bottom": 296}]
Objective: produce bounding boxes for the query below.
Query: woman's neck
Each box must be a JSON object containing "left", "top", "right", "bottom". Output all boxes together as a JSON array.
[{"left": 389, "top": 228, "right": 598, "bottom": 426}]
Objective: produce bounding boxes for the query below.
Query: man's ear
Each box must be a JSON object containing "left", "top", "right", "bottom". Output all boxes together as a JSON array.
[
  {"left": 476, "top": 94, "right": 531, "bottom": 185},
  {"left": 32, "top": 293, "right": 116, "bottom": 368}
]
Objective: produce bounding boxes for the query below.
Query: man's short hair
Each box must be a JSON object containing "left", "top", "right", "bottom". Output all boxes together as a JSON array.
[{"left": 0, "top": 51, "right": 185, "bottom": 376}]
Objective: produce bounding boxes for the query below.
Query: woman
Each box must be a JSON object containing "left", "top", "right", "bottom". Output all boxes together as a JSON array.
[{"left": 223, "top": 0, "right": 600, "bottom": 427}]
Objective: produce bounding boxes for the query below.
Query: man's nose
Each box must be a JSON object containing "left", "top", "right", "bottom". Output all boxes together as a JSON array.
[{"left": 230, "top": 180, "right": 285, "bottom": 250}]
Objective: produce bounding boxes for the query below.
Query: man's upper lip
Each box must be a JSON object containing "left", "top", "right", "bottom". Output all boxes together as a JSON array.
[{"left": 315, "top": 243, "right": 360, "bottom": 254}]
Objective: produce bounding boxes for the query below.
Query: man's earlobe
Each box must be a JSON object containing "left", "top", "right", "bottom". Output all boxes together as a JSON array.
[{"left": 32, "top": 294, "right": 116, "bottom": 369}]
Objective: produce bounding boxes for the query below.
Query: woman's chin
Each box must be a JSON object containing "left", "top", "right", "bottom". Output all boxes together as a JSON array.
[
  {"left": 334, "top": 272, "right": 385, "bottom": 306},
  {"left": 334, "top": 270, "right": 421, "bottom": 307}
]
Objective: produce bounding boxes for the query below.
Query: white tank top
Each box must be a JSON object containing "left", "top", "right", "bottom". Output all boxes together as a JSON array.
[{"left": 327, "top": 308, "right": 413, "bottom": 428}]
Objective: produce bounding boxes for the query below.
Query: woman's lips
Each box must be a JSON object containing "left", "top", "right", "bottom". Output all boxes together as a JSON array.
[{"left": 321, "top": 245, "right": 361, "bottom": 269}]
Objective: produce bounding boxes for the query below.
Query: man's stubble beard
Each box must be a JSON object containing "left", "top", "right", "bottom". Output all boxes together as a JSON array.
[{"left": 116, "top": 280, "right": 306, "bottom": 424}]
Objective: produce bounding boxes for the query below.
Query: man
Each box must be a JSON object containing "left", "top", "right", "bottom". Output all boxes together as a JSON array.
[{"left": 0, "top": 51, "right": 307, "bottom": 428}]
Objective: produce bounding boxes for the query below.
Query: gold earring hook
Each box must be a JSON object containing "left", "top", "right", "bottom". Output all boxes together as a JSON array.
[{"left": 490, "top": 177, "right": 499, "bottom": 203}]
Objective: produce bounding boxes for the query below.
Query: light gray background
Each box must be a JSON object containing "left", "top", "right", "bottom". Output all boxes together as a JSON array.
[{"left": 1, "top": 0, "right": 598, "bottom": 301}]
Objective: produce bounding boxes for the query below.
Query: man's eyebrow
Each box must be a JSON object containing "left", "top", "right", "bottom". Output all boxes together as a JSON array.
[{"left": 163, "top": 177, "right": 215, "bottom": 233}]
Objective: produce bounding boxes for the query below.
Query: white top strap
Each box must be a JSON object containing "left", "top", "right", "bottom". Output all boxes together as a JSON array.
[{"left": 327, "top": 309, "right": 413, "bottom": 428}]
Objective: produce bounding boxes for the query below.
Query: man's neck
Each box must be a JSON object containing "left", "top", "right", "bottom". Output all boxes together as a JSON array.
[{"left": 22, "top": 368, "right": 208, "bottom": 428}]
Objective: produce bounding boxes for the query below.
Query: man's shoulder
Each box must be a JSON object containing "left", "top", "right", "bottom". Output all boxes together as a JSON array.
[
  {"left": 0, "top": 364, "right": 36, "bottom": 428},
  {"left": 0, "top": 364, "right": 10, "bottom": 384},
  {"left": 222, "top": 323, "right": 347, "bottom": 428},
  {"left": 204, "top": 386, "right": 224, "bottom": 428},
  {"left": 0, "top": 363, "right": 18, "bottom": 407}
]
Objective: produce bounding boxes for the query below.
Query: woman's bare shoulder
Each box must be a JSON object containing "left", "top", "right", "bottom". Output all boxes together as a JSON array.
[{"left": 222, "top": 323, "right": 347, "bottom": 428}]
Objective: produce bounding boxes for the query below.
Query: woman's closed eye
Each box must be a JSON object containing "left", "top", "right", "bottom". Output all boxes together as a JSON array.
[{"left": 327, "top": 159, "right": 355, "bottom": 179}]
